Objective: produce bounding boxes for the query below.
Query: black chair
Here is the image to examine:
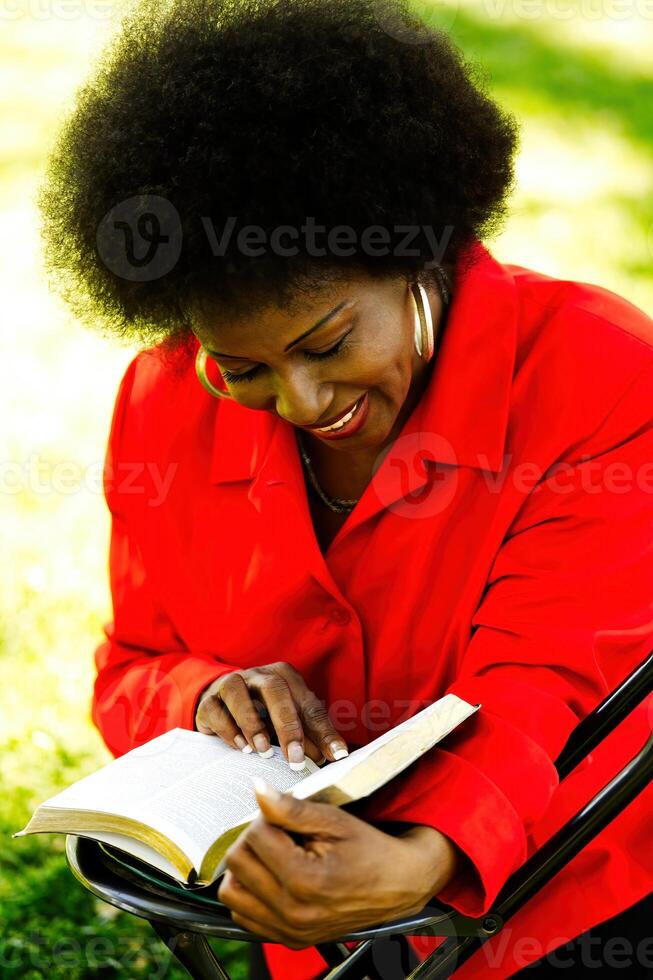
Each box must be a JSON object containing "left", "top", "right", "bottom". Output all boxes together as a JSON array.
[{"left": 65, "top": 650, "right": 653, "bottom": 980}]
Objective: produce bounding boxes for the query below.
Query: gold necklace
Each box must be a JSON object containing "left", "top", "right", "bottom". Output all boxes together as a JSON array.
[{"left": 296, "top": 431, "right": 359, "bottom": 514}]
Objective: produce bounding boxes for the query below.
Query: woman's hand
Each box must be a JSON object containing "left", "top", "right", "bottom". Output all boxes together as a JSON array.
[
  {"left": 217, "top": 781, "right": 461, "bottom": 950},
  {"left": 195, "top": 662, "right": 349, "bottom": 768}
]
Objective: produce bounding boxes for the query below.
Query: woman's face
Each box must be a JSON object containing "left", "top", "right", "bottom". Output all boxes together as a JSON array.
[{"left": 192, "top": 271, "right": 442, "bottom": 454}]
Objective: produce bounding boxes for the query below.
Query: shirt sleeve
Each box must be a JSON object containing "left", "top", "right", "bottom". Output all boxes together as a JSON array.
[
  {"left": 361, "top": 356, "right": 653, "bottom": 918},
  {"left": 91, "top": 356, "right": 238, "bottom": 758}
]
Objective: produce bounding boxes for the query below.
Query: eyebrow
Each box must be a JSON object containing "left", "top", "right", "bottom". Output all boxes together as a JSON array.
[{"left": 206, "top": 299, "right": 355, "bottom": 359}]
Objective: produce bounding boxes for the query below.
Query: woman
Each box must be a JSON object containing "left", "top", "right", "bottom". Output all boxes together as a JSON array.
[{"left": 38, "top": 0, "right": 652, "bottom": 977}]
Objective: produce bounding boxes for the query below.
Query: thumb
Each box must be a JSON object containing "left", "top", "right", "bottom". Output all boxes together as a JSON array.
[{"left": 252, "top": 778, "right": 341, "bottom": 836}]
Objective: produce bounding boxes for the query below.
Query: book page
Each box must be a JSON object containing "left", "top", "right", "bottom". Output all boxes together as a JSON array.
[
  {"left": 31, "top": 730, "right": 316, "bottom": 871},
  {"left": 128, "top": 743, "right": 315, "bottom": 870}
]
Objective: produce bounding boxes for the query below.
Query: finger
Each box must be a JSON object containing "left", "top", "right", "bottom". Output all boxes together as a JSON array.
[
  {"left": 218, "top": 673, "right": 274, "bottom": 756},
  {"left": 221, "top": 878, "right": 312, "bottom": 952},
  {"left": 300, "top": 694, "right": 349, "bottom": 762},
  {"left": 254, "top": 671, "right": 307, "bottom": 769},
  {"left": 246, "top": 777, "right": 344, "bottom": 844},
  {"left": 219, "top": 870, "right": 307, "bottom": 946},
  {"left": 303, "top": 736, "right": 325, "bottom": 765},
  {"left": 218, "top": 871, "right": 284, "bottom": 929},
  {"left": 281, "top": 675, "right": 348, "bottom": 763},
  {"left": 218, "top": 874, "right": 281, "bottom": 939},
  {"left": 195, "top": 695, "right": 250, "bottom": 751},
  {"left": 224, "top": 843, "right": 284, "bottom": 906},
  {"left": 237, "top": 817, "right": 300, "bottom": 886}
]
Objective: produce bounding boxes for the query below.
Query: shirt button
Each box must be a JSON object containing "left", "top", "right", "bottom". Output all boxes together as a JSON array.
[{"left": 329, "top": 608, "right": 352, "bottom": 627}]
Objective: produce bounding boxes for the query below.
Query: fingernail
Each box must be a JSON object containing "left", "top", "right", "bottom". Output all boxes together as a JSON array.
[
  {"left": 241, "top": 744, "right": 253, "bottom": 754},
  {"left": 234, "top": 734, "right": 248, "bottom": 750},
  {"left": 253, "top": 733, "right": 270, "bottom": 754},
  {"left": 287, "top": 740, "right": 306, "bottom": 771},
  {"left": 329, "top": 740, "right": 349, "bottom": 761},
  {"left": 252, "top": 777, "right": 281, "bottom": 800}
]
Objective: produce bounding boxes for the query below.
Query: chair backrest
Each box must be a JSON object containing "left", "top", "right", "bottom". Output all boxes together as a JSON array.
[
  {"left": 554, "top": 649, "right": 652, "bottom": 780},
  {"left": 396, "top": 649, "right": 653, "bottom": 980}
]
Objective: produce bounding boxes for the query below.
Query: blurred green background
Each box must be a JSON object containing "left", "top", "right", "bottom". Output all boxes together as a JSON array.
[{"left": 1, "top": 1, "right": 651, "bottom": 976}]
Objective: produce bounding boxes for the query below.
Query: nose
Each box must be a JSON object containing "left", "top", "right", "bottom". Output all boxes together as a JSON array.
[{"left": 273, "top": 371, "right": 331, "bottom": 428}]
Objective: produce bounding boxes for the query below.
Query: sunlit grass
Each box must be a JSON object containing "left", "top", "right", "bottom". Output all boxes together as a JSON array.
[
  {"left": 498, "top": 115, "right": 653, "bottom": 310},
  {"left": 1, "top": 1, "right": 651, "bottom": 976}
]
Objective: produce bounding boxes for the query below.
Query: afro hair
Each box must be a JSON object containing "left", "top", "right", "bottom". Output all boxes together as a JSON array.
[{"left": 38, "top": 0, "right": 520, "bottom": 353}]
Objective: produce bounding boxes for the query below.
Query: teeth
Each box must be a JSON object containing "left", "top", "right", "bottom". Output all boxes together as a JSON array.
[{"left": 316, "top": 397, "right": 362, "bottom": 432}]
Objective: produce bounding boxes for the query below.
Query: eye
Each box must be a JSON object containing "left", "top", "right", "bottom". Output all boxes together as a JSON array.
[
  {"left": 219, "top": 332, "right": 351, "bottom": 384},
  {"left": 304, "top": 333, "right": 350, "bottom": 362},
  {"left": 220, "top": 365, "right": 263, "bottom": 384}
]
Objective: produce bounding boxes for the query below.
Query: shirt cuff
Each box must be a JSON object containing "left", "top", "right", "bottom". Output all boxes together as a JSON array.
[
  {"left": 178, "top": 659, "right": 237, "bottom": 733},
  {"left": 360, "top": 749, "right": 528, "bottom": 918}
]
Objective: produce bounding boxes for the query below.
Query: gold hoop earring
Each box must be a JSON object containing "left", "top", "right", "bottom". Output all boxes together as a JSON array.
[
  {"left": 411, "top": 282, "right": 435, "bottom": 362},
  {"left": 195, "top": 347, "right": 233, "bottom": 399}
]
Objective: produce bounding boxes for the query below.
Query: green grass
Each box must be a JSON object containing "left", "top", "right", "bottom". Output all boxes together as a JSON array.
[{"left": 1, "top": 2, "right": 651, "bottom": 976}]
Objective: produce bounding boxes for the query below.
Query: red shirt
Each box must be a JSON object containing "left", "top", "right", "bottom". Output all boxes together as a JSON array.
[{"left": 92, "top": 240, "right": 653, "bottom": 979}]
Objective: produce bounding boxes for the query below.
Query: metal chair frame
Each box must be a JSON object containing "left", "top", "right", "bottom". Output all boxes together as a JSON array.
[{"left": 65, "top": 651, "right": 653, "bottom": 980}]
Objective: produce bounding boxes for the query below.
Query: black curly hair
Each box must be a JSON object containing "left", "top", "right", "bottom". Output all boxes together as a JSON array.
[{"left": 38, "top": 0, "right": 520, "bottom": 354}]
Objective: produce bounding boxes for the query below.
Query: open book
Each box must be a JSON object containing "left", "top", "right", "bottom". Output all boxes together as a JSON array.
[{"left": 15, "top": 693, "right": 479, "bottom": 886}]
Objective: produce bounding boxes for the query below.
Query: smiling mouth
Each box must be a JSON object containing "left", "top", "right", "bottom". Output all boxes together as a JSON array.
[{"left": 305, "top": 396, "right": 366, "bottom": 433}]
